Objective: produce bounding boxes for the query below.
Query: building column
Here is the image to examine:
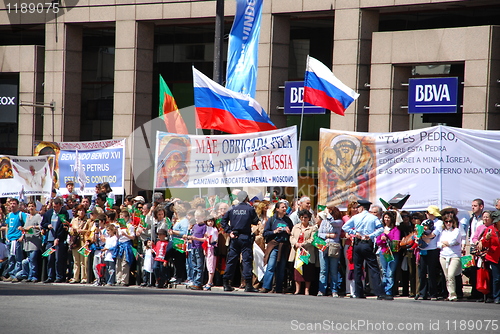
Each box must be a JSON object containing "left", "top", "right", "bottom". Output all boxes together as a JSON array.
[
  {"left": 114, "top": 20, "right": 154, "bottom": 194},
  {"left": 0, "top": 45, "right": 44, "bottom": 155},
  {"left": 43, "top": 23, "right": 82, "bottom": 142},
  {"left": 264, "top": 14, "right": 290, "bottom": 129},
  {"left": 463, "top": 26, "right": 500, "bottom": 130},
  {"left": 332, "top": 7, "right": 378, "bottom": 132}
]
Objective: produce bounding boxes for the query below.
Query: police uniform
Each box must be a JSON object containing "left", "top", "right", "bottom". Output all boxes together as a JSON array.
[
  {"left": 342, "top": 200, "right": 384, "bottom": 299},
  {"left": 221, "top": 191, "right": 258, "bottom": 291}
]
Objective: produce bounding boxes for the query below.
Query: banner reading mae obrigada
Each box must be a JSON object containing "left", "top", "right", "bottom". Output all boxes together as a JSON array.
[
  {"left": 0, "top": 155, "right": 53, "bottom": 198},
  {"left": 318, "top": 125, "right": 500, "bottom": 213},
  {"left": 34, "top": 139, "right": 126, "bottom": 196},
  {"left": 154, "top": 126, "right": 298, "bottom": 189}
]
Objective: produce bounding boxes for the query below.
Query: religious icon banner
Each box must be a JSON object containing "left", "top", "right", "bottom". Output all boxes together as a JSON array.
[{"left": 318, "top": 125, "right": 500, "bottom": 212}]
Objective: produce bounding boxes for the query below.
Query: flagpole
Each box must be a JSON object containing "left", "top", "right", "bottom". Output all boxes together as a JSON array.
[{"left": 296, "top": 57, "right": 308, "bottom": 199}]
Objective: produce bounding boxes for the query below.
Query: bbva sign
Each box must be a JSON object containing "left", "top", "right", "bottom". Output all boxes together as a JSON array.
[{"left": 408, "top": 77, "right": 458, "bottom": 114}]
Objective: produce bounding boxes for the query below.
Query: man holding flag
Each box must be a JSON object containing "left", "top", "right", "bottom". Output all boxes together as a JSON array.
[{"left": 41, "top": 197, "right": 70, "bottom": 283}]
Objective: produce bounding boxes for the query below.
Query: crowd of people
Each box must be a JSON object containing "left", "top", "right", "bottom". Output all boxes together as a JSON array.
[{"left": 1, "top": 183, "right": 499, "bottom": 305}]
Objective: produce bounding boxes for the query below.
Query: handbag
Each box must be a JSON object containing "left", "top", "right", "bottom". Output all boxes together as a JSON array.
[
  {"left": 476, "top": 266, "right": 491, "bottom": 295},
  {"left": 327, "top": 242, "right": 341, "bottom": 258},
  {"left": 69, "top": 234, "right": 80, "bottom": 249}
]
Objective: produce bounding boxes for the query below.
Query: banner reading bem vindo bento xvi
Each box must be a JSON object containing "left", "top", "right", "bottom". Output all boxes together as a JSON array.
[
  {"left": 154, "top": 126, "right": 298, "bottom": 188},
  {"left": 34, "top": 139, "right": 125, "bottom": 196},
  {"left": 318, "top": 125, "right": 500, "bottom": 212},
  {"left": 0, "top": 155, "right": 53, "bottom": 198}
]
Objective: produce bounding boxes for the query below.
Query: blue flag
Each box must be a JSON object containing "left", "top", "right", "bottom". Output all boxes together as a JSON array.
[{"left": 225, "top": 0, "right": 263, "bottom": 97}]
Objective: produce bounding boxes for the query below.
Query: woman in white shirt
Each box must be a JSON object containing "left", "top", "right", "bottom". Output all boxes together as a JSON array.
[{"left": 437, "top": 216, "right": 463, "bottom": 301}]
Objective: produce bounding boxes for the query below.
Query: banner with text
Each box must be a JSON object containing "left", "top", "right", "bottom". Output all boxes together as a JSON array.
[
  {"left": 154, "top": 126, "right": 298, "bottom": 188},
  {"left": 0, "top": 155, "right": 53, "bottom": 198},
  {"left": 33, "top": 139, "right": 126, "bottom": 196},
  {"left": 318, "top": 126, "right": 500, "bottom": 212}
]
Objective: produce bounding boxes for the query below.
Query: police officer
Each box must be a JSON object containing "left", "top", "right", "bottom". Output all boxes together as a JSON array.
[
  {"left": 342, "top": 199, "right": 387, "bottom": 300},
  {"left": 221, "top": 191, "right": 259, "bottom": 292}
]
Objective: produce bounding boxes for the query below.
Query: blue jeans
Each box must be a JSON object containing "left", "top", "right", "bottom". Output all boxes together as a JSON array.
[
  {"left": 191, "top": 248, "right": 205, "bottom": 287},
  {"left": 7, "top": 240, "right": 24, "bottom": 278},
  {"left": 21, "top": 250, "right": 40, "bottom": 280},
  {"left": 185, "top": 250, "right": 193, "bottom": 282},
  {"left": 318, "top": 249, "right": 340, "bottom": 294},
  {"left": 489, "top": 261, "right": 500, "bottom": 300},
  {"left": 105, "top": 260, "right": 116, "bottom": 285},
  {"left": 153, "top": 260, "right": 169, "bottom": 287},
  {"left": 379, "top": 252, "right": 399, "bottom": 296},
  {"left": 262, "top": 247, "right": 287, "bottom": 292},
  {"left": 46, "top": 241, "right": 68, "bottom": 281}
]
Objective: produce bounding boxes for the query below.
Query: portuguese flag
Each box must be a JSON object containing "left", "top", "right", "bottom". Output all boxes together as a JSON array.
[
  {"left": 159, "top": 74, "right": 188, "bottom": 134},
  {"left": 172, "top": 238, "right": 186, "bottom": 253}
]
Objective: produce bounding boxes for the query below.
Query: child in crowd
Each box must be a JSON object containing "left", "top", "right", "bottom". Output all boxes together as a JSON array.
[
  {"left": 186, "top": 209, "right": 207, "bottom": 290},
  {"left": 184, "top": 209, "right": 195, "bottom": 285},
  {"left": 115, "top": 210, "right": 135, "bottom": 286},
  {"left": 203, "top": 216, "right": 219, "bottom": 291},
  {"left": 90, "top": 213, "right": 107, "bottom": 286},
  {"left": 153, "top": 229, "right": 169, "bottom": 288},
  {"left": 57, "top": 181, "right": 80, "bottom": 204},
  {"left": 102, "top": 224, "right": 117, "bottom": 286},
  {"left": 141, "top": 239, "right": 154, "bottom": 287}
]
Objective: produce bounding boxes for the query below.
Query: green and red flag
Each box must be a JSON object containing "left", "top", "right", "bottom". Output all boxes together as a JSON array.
[
  {"left": 140, "top": 215, "right": 147, "bottom": 228},
  {"left": 118, "top": 218, "right": 127, "bottom": 228},
  {"left": 42, "top": 247, "right": 56, "bottom": 257},
  {"left": 77, "top": 246, "right": 91, "bottom": 257},
  {"left": 382, "top": 247, "right": 394, "bottom": 262},
  {"left": 172, "top": 238, "right": 186, "bottom": 253},
  {"left": 159, "top": 74, "right": 188, "bottom": 134},
  {"left": 311, "top": 232, "right": 327, "bottom": 252},
  {"left": 106, "top": 197, "right": 115, "bottom": 209}
]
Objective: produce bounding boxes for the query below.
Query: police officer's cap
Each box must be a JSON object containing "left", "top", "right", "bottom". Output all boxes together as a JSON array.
[
  {"left": 237, "top": 191, "right": 248, "bottom": 202},
  {"left": 357, "top": 199, "right": 372, "bottom": 210}
]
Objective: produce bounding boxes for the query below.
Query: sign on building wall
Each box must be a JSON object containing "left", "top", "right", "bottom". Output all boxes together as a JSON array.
[
  {"left": 284, "top": 81, "right": 325, "bottom": 115},
  {"left": 34, "top": 139, "right": 126, "bottom": 195},
  {"left": 319, "top": 125, "right": 500, "bottom": 212},
  {"left": 408, "top": 77, "right": 459, "bottom": 114},
  {"left": 0, "top": 75, "right": 19, "bottom": 123},
  {"left": 154, "top": 126, "right": 298, "bottom": 188}
]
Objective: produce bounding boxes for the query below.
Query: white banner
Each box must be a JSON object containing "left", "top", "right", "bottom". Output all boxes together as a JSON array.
[
  {"left": 154, "top": 126, "right": 298, "bottom": 188},
  {"left": 318, "top": 125, "right": 500, "bottom": 212},
  {"left": 0, "top": 155, "right": 53, "bottom": 198}
]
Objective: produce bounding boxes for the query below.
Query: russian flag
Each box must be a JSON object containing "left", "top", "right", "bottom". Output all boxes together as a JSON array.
[
  {"left": 304, "top": 56, "right": 359, "bottom": 116},
  {"left": 193, "top": 67, "right": 277, "bottom": 134}
]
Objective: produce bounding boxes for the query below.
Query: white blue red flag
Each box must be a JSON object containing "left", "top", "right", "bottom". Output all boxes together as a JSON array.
[
  {"left": 304, "top": 56, "right": 359, "bottom": 116},
  {"left": 225, "top": 0, "right": 263, "bottom": 97},
  {"left": 193, "top": 67, "right": 277, "bottom": 134}
]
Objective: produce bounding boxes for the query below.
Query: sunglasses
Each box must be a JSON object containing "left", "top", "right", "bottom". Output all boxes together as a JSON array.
[{"left": 444, "top": 220, "right": 453, "bottom": 223}]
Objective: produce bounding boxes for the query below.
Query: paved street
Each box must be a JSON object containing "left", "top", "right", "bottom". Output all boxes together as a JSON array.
[{"left": 1, "top": 282, "right": 499, "bottom": 334}]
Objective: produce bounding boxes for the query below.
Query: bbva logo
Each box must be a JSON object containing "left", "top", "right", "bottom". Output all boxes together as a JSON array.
[{"left": 415, "top": 84, "right": 451, "bottom": 102}]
